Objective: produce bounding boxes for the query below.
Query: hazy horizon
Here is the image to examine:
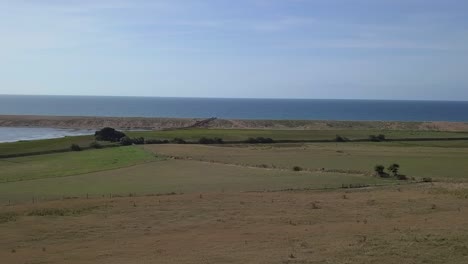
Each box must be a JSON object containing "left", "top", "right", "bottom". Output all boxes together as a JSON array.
[
  {"left": 1, "top": 0, "right": 468, "bottom": 100},
  {"left": 2, "top": 93, "right": 468, "bottom": 103}
]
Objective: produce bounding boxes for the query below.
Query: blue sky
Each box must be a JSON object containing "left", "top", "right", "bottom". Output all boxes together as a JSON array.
[{"left": 1, "top": 0, "right": 468, "bottom": 100}]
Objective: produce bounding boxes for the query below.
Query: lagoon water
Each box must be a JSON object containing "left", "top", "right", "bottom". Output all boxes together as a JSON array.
[
  {"left": 0, "top": 127, "right": 93, "bottom": 143},
  {"left": 1, "top": 95, "right": 468, "bottom": 122}
]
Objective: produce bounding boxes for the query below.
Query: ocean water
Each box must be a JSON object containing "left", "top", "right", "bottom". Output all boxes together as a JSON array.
[
  {"left": 0, "top": 127, "right": 93, "bottom": 143},
  {"left": 0, "top": 95, "right": 468, "bottom": 122}
]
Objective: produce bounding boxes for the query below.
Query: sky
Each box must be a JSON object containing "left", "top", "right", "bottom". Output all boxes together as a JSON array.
[{"left": 1, "top": 0, "right": 468, "bottom": 100}]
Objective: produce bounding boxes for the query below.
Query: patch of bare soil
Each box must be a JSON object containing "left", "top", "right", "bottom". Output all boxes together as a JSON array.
[{"left": 1, "top": 183, "right": 468, "bottom": 263}]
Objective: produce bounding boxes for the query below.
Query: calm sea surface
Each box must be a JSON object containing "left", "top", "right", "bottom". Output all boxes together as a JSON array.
[
  {"left": 1, "top": 95, "right": 467, "bottom": 142},
  {"left": 1, "top": 95, "right": 468, "bottom": 121},
  {"left": 0, "top": 127, "right": 93, "bottom": 143}
]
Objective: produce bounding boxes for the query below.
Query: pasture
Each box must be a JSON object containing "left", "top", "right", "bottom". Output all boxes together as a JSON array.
[
  {"left": 1, "top": 184, "right": 468, "bottom": 264},
  {"left": 3, "top": 128, "right": 468, "bottom": 157},
  {"left": 1, "top": 128, "right": 468, "bottom": 263}
]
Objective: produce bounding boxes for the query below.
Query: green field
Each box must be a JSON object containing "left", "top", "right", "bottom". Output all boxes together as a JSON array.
[
  {"left": 0, "top": 146, "right": 157, "bottom": 183},
  {"left": 3, "top": 128, "right": 468, "bottom": 157},
  {"left": 1, "top": 128, "right": 468, "bottom": 203},
  {"left": 126, "top": 128, "right": 468, "bottom": 141},
  {"left": 0, "top": 135, "right": 114, "bottom": 156}
]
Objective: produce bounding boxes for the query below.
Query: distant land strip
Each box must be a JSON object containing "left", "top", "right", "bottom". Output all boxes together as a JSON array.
[{"left": 1, "top": 115, "right": 468, "bottom": 131}]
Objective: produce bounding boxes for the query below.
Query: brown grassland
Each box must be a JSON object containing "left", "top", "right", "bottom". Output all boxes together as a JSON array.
[{"left": 1, "top": 184, "right": 468, "bottom": 264}]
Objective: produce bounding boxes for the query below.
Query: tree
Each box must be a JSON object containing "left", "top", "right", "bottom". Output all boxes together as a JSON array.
[
  {"left": 387, "top": 163, "right": 400, "bottom": 177},
  {"left": 374, "top": 165, "right": 385, "bottom": 175},
  {"left": 120, "top": 136, "right": 133, "bottom": 146},
  {"left": 95, "top": 127, "right": 126, "bottom": 142}
]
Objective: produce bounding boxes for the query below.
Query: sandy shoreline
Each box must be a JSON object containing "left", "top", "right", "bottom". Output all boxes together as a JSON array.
[{"left": 1, "top": 114, "right": 468, "bottom": 131}]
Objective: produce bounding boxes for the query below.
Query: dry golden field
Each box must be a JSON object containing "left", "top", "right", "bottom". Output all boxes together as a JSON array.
[{"left": 1, "top": 183, "right": 468, "bottom": 264}]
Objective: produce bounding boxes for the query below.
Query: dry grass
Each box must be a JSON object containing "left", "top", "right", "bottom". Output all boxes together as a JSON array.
[{"left": 1, "top": 183, "right": 468, "bottom": 264}]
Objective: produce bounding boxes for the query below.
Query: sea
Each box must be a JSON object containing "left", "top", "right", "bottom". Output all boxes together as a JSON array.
[{"left": 1, "top": 95, "right": 468, "bottom": 142}]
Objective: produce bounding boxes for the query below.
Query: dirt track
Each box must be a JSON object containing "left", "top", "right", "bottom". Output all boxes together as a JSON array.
[{"left": 2, "top": 115, "right": 468, "bottom": 131}]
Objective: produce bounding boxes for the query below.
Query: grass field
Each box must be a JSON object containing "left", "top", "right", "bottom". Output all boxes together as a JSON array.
[
  {"left": 0, "top": 146, "right": 157, "bottom": 183},
  {"left": 2, "top": 127, "right": 468, "bottom": 263},
  {"left": 0, "top": 135, "right": 112, "bottom": 156},
  {"left": 1, "top": 184, "right": 468, "bottom": 264},
  {"left": 126, "top": 128, "right": 468, "bottom": 141},
  {"left": 0, "top": 153, "right": 391, "bottom": 202},
  {"left": 3, "top": 128, "right": 468, "bottom": 157},
  {"left": 144, "top": 142, "right": 468, "bottom": 181}
]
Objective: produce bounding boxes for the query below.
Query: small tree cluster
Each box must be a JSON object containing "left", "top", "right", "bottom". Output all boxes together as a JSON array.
[
  {"left": 95, "top": 127, "right": 126, "bottom": 142},
  {"left": 374, "top": 163, "right": 407, "bottom": 180},
  {"left": 198, "top": 137, "right": 224, "bottom": 144},
  {"left": 120, "top": 136, "right": 145, "bottom": 146},
  {"left": 369, "top": 134, "right": 386, "bottom": 142},
  {"left": 245, "top": 137, "right": 274, "bottom": 144}
]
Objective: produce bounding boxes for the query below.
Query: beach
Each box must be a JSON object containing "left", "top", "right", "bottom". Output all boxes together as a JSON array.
[{"left": 2, "top": 114, "right": 468, "bottom": 131}]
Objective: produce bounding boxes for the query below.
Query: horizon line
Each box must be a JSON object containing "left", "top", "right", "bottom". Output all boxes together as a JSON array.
[{"left": 1, "top": 93, "right": 468, "bottom": 103}]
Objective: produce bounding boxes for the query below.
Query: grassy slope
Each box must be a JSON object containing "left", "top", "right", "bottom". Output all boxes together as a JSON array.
[
  {"left": 144, "top": 142, "right": 468, "bottom": 181},
  {"left": 0, "top": 159, "right": 390, "bottom": 202},
  {"left": 0, "top": 135, "right": 113, "bottom": 156},
  {"left": 0, "top": 146, "right": 157, "bottom": 183}
]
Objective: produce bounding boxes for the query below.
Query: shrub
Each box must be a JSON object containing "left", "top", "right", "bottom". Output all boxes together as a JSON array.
[
  {"left": 132, "top": 137, "right": 145, "bottom": 145},
  {"left": 198, "top": 137, "right": 224, "bottom": 144},
  {"left": 245, "top": 137, "right": 274, "bottom": 144},
  {"left": 374, "top": 164, "right": 390, "bottom": 177},
  {"left": 120, "top": 136, "right": 133, "bottom": 146},
  {"left": 374, "top": 165, "right": 385, "bottom": 174},
  {"left": 293, "top": 166, "right": 303, "bottom": 171},
  {"left": 369, "top": 134, "right": 386, "bottom": 142},
  {"left": 89, "top": 141, "right": 102, "bottom": 149},
  {"left": 94, "top": 127, "right": 126, "bottom": 142},
  {"left": 387, "top": 163, "right": 400, "bottom": 177},
  {"left": 396, "top": 174, "right": 408, "bottom": 180},
  {"left": 145, "top": 139, "right": 169, "bottom": 144},
  {"left": 335, "top": 135, "right": 349, "bottom": 142},
  {"left": 171, "top": 138, "right": 186, "bottom": 144},
  {"left": 70, "top": 144, "right": 82, "bottom": 151}
]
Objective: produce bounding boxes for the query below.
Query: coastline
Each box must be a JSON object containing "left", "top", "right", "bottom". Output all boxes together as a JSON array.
[{"left": 1, "top": 115, "right": 468, "bottom": 131}]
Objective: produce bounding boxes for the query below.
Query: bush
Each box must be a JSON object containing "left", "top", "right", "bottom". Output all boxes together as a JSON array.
[
  {"left": 171, "top": 138, "right": 186, "bottom": 144},
  {"left": 335, "top": 135, "right": 349, "bottom": 142},
  {"left": 387, "top": 163, "right": 400, "bottom": 177},
  {"left": 132, "top": 137, "right": 145, "bottom": 145},
  {"left": 369, "top": 134, "right": 386, "bottom": 142},
  {"left": 120, "top": 136, "right": 133, "bottom": 146},
  {"left": 95, "top": 127, "right": 126, "bottom": 142},
  {"left": 245, "top": 137, "right": 274, "bottom": 144},
  {"left": 293, "top": 166, "right": 303, "bottom": 171},
  {"left": 374, "top": 164, "right": 389, "bottom": 177},
  {"left": 70, "top": 144, "right": 82, "bottom": 151},
  {"left": 145, "top": 139, "right": 169, "bottom": 144},
  {"left": 198, "top": 137, "right": 224, "bottom": 144},
  {"left": 396, "top": 174, "right": 408, "bottom": 180},
  {"left": 89, "top": 141, "right": 102, "bottom": 149}
]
